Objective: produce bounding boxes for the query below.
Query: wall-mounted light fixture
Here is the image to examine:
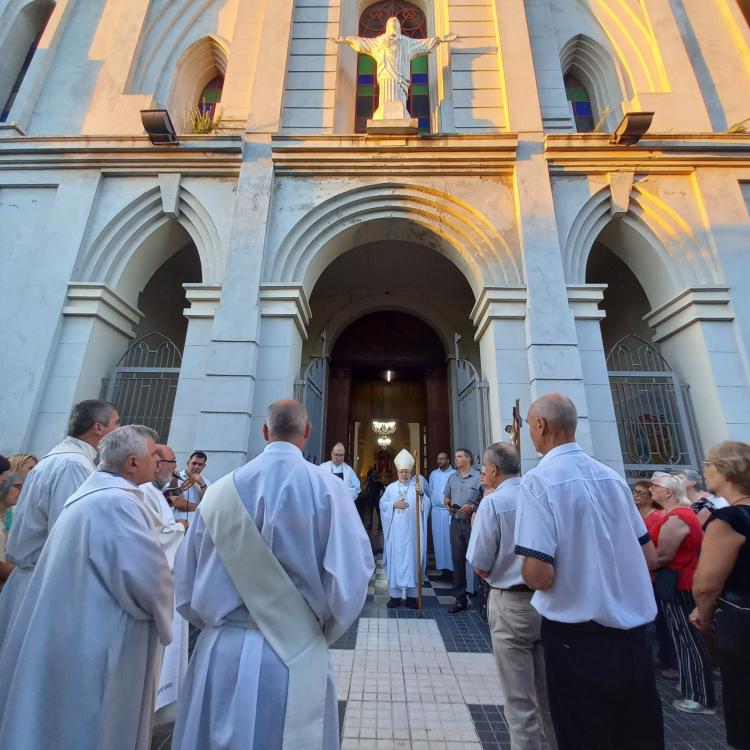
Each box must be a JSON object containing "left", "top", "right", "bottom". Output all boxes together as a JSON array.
[
  {"left": 610, "top": 112, "right": 654, "bottom": 146},
  {"left": 140, "top": 109, "right": 178, "bottom": 145}
]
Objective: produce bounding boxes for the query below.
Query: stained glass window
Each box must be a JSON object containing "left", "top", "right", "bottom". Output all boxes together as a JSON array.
[
  {"left": 355, "top": 0, "right": 430, "bottom": 134},
  {"left": 198, "top": 75, "right": 224, "bottom": 118},
  {"left": 564, "top": 74, "right": 595, "bottom": 133}
]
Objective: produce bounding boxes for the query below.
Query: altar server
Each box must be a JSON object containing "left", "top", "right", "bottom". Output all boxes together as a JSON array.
[
  {"left": 428, "top": 451, "right": 455, "bottom": 576},
  {"left": 319, "top": 442, "right": 361, "bottom": 501},
  {"left": 380, "top": 448, "right": 431, "bottom": 608},
  {"left": 0, "top": 399, "right": 119, "bottom": 645},
  {"left": 172, "top": 400, "right": 373, "bottom": 750},
  {"left": 0, "top": 425, "right": 173, "bottom": 750}
]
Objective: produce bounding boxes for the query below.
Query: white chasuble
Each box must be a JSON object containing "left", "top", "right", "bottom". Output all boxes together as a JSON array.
[
  {"left": 172, "top": 441, "right": 373, "bottom": 750},
  {"left": 380, "top": 476, "right": 431, "bottom": 596}
]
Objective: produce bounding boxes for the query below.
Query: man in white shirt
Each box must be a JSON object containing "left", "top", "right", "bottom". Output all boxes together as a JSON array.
[
  {"left": 0, "top": 399, "right": 120, "bottom": 647},
  {"left": 468, "top": 442, "right": 556, "bottom": 750},
  {"left": 319, "top": 442, "right": 361, "bottom": 501},
  {"left": 170, "top": 451, "right": 210, "bottom": 523},
  {"left": 514, "top": 394, "right": 662, "bottom": 750},
  {"left": 428, "top": 451, "right": 454, "bottom": 578}
]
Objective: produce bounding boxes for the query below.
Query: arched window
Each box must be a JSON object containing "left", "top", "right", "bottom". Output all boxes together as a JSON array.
[
  {"left": 564, "top": 73, "right": 595, "bottom": 133},
  {"left": 0, "top": 0, "right": 54, "bottom": 122},
  {"left": 198, "top": 74, "right": 224, "bottom": 118},
  {"left": 355, "top": 0, "right": 430, "bottom": 133}
]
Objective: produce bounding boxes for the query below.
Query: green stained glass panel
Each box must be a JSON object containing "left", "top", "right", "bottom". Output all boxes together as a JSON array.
[
  {"left": 411, "top": 56, "right": 428, "bottom": 74},
  {"left": 358, "top": 85, "right": 375, "bottom": 96},
  {"left": 358, "top": 55, "right": 374, "bottom": 73},
  {"left": 411, "top": 84, "right": 429, "bottom": 96}
]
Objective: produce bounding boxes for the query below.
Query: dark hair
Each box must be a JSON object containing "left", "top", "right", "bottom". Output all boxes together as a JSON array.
[
  {"left": 67, "top": 400, "right": 116, "bottom": 438},
  {"left": 189, "top": 451, "right": 208, "bottom": 462},
  {"left": 456, "top": 448, "right": 473, "bottom": 464},
  {"left": 0, "top": 455, "right": 9, "bottom": 475},
  {"left": 633, "top": 480, "right": 651, "bottom": 491},
  {"left": 484, "top": 443, "right": 520, "bottom": 476}
]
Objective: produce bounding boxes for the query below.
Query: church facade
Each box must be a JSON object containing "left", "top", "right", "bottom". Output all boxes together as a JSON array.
[{"left": 3, "top": 0, "right": 750, "bottom": 481}]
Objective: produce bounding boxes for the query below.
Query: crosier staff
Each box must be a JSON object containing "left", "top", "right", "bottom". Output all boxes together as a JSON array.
[{"left": 414, "top": 449, "right": 423, "bottom": 610}]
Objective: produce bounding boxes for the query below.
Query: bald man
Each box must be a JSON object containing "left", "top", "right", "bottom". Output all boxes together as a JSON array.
[
  {"left": 173, "top": 400, "right": 374, "bottom": 749},
  {"left": 514, "top": 394, "right": 662, "bottom": 750},
  {"left": 319, "top": 442, "right": 361, "bottom": 501}
]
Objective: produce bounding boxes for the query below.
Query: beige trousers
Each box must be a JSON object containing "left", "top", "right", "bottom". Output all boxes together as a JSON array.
[{"left": 488, "top": 588, "right": 557, "bottom": 750}]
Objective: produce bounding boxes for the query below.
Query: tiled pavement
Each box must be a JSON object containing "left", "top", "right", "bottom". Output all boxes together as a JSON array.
[{"left": 152, "top": 546, "right": 730, "bottom": 749}]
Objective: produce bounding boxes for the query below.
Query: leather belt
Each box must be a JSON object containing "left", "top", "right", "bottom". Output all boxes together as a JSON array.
[{"left": 492, "top": 583, "right": 532, "bottom": 593}]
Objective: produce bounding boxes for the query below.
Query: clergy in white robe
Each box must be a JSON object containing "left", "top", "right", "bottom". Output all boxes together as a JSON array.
[
  {"left": 0, "top": 398, "right": 119, "bottom": 647},
  {"left": 428, "top": 453, "right": 455, "bottom": 572},
  {"left": 172, "top": 399, "right": 374, "bottom": 750},
  {"left": 141, "top": 444, "right": 189, "bottom": 725},
  {"left": 0, "top": 425, "right": 173, "bottom": 750},
  {"left": 319, "top": 442, "right": 361, "bottom": 501},
  {"left": 380, "top": 449, "right": 431, "bottom": 608}
]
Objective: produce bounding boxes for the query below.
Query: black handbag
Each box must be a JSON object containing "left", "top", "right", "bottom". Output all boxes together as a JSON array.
[{"left": 653, "top": 567, "right": 679, "bottom": 602}]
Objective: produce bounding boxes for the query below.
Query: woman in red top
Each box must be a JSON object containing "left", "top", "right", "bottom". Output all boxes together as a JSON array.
[{"left": 650, "top": 471, "right": 715, "bottom": 714}]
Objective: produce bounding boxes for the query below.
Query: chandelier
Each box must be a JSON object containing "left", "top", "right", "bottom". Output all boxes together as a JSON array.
[
  {"left": 377, "top": 437, "right": 392, "bottom": 448},
  {"left": 372, "top": 420, "right": 396, "bottom": 437}
]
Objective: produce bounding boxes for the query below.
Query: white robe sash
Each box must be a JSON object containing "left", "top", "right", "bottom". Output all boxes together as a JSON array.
[{"left": 199, "top": 474, "right": 329, "bottom": 750}]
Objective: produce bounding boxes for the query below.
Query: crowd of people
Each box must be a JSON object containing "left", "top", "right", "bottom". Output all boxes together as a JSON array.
[{"left": 0, "top": 393, "right": 747, "bottom": 750}]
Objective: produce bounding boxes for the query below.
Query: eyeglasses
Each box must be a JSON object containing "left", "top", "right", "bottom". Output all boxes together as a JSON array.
[
  {"left": 12, "top": 483, "right": 23, "bottom": 489},
  {"left": 158, "top": 459, "right": 177, "bottom": 464}
]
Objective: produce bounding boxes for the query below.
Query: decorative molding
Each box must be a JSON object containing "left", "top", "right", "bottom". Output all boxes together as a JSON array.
[
  {"left": 183, "top": 283, "right": 222, "bottom": 319},
  {"left": 470, "top": 286, "right": 527, "bottom": 340},
  {"left": 0, "top": 136, "right": 242, "bottom": 174},
  {"left": 159, "top": 173, "right": 181, "bottom": 217},
  {"left": 545, "top": 134, "right": 750, "bottom": 174},
  {"left": 646, "top": 287, "right": 734, "bottom": 342},
  {"left": 608, "top": 171, "right": 634, "bottom": 216},
  {"left": 62, "top": 282, "right": 142, "bottom": 338},
  {"left": 271, "top": 134, "right": 518, "bottom": 176},
  {"left": 258, "top": 283, "right": 312, "bottom": 339},
  {"left": 567, "top": 284, "right": 607, "bottom": 320}
]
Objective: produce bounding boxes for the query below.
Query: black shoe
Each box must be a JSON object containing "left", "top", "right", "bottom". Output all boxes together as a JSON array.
[
  {"left": 387, "top": 597, "right": 402, "bottom": 609},
  {"left": 449, "top": 601, "right": 467, "bottom": 614},
  {"left": 438, "top": 571, "right": 453, "bottom": 582},
  {"left": 467, "top": 590, "right": 478, "bottom": 599},
  {"left": 405, "top": 597, "right": 419, "bottom": 609}
]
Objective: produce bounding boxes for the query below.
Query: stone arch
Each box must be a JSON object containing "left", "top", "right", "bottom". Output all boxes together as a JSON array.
[
  {"left": 563, "top": 184, "right": 719, "bottom": 307},
  {"left": 0, "top": 0, "right": 54, "bottom": 119},
  {"left": 266, "top": 183, "right": 521, "bottom": 297},
  {"left": 166, "top": 35, "right": 229, "bottom": 130},
  {"left": 75, "top": 184, "right": 222, "bottom": 305},
  {"left": 560, "top": 34, "right": 626, "bottom": 130}
]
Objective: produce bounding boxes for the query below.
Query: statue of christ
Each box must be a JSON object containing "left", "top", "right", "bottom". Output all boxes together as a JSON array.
[{"left": 334, "top": 17, "right": 457, "bottom": 121}]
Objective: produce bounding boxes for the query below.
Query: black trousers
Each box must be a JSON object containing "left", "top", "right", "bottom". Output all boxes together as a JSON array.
[
  {"left": 541, "top": 618, "right": 664, "bottom": 750},
  {"left": 450, "top": 518, "right": 471, "bottom": 603}
]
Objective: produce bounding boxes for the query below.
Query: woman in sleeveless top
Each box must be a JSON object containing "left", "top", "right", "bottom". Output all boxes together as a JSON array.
[{"left": 691, "top": 441, "right": 750, "bottom": 749}]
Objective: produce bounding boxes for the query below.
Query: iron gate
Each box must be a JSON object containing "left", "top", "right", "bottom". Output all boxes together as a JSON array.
[
  {"left": 294, "top": 356, "right": 328, "bottom": 464},
  {"left": 607, "top": 335, "right": 700, "bottom": 480},
  {"left": 104, "top": 333, "right": 182, "bottom": 442}
]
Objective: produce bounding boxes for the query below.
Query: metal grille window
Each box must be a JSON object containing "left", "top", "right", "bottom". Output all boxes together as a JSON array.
[
  {"left": 355, "top": 0, "right": 430, "bottom": 133},
  {"left": 606, "top": 335, "right": 699, "bottom": 480},
  {"left": 104, "top": 333, "right": 182, "bottom": 442}
]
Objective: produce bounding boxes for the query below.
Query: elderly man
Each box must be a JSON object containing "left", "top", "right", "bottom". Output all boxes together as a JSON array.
[
  {"left": 0, "top": 399, "right": 119, "bottom": 645},
  {"left": 514, "top": 394, "right": 662, "bottom": 750},
  {"left": 380, "top": 449, "right": 431, "bottom": 609},
  {"left": 0, "top": 425, "right": 173, "bottom": 750},
  {"left": 319, "top": 442, "right": 361, "bottom": 501},
  {"left": 428, "top": 451, "right": 455, "bottom": 579},
  {"left": 468, "top": 443, "right": 556, "bottom": 750},
  {"left": 444, "top": 448, "right": 481, "bottom": 613},
  {"left": 140, "top": 444, "right": 190, "bottom": 725},
  {"left": 172, "top": 400, "right": 373, "bottom": 750}
]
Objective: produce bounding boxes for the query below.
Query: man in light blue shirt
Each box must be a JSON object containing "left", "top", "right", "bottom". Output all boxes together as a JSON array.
[
  {"left": 468, "top": 442, "right": 556, "bottom": 750},
  {"left": 514, "top": 394, "right": 662, "bottom": 750}
]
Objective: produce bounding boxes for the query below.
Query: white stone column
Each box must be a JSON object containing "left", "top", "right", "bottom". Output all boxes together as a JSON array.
[
  {"left": 29, "top": 283, "right": 141, "bottom": 454},
  {"left": 168, "top": 284, "right": 222, "bottom": 466},
  {"left": 471, "top": 287, "right": 537, "bottom": 471},
  {"left": 647, "top": 287, "right": 750, "bottom": 449},
  {"left": 568, "top": 285, "right": 623, "bottom": 473},
  {"left": 246, "top": 285, "right": 311, "bottom": 457}
]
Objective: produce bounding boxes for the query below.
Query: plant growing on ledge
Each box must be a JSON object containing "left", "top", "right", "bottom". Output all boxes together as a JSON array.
[{"left": 183, "top": 100, "right": 223, "bottom": 135}]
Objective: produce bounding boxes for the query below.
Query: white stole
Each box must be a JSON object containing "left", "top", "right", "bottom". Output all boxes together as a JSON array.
[{"left": 200, "top": 474, "right": 329, "bottom": 750}]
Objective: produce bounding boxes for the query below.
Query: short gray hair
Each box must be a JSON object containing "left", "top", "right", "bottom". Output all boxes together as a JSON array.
[
  {"left": 98, "top": 425, "right": 157, "bottom": 472},
  {"left": 530, "top": 394, "right": 578, "bottom": 432},
  {"left": 484, "top": 443, "right": 520, "bottom": 476},
  {"left": 67, "top": 399, "right": 116, "bottom": 438},
  {"left": 266, "top": 400, "right": 309, "bottom": 439}
]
